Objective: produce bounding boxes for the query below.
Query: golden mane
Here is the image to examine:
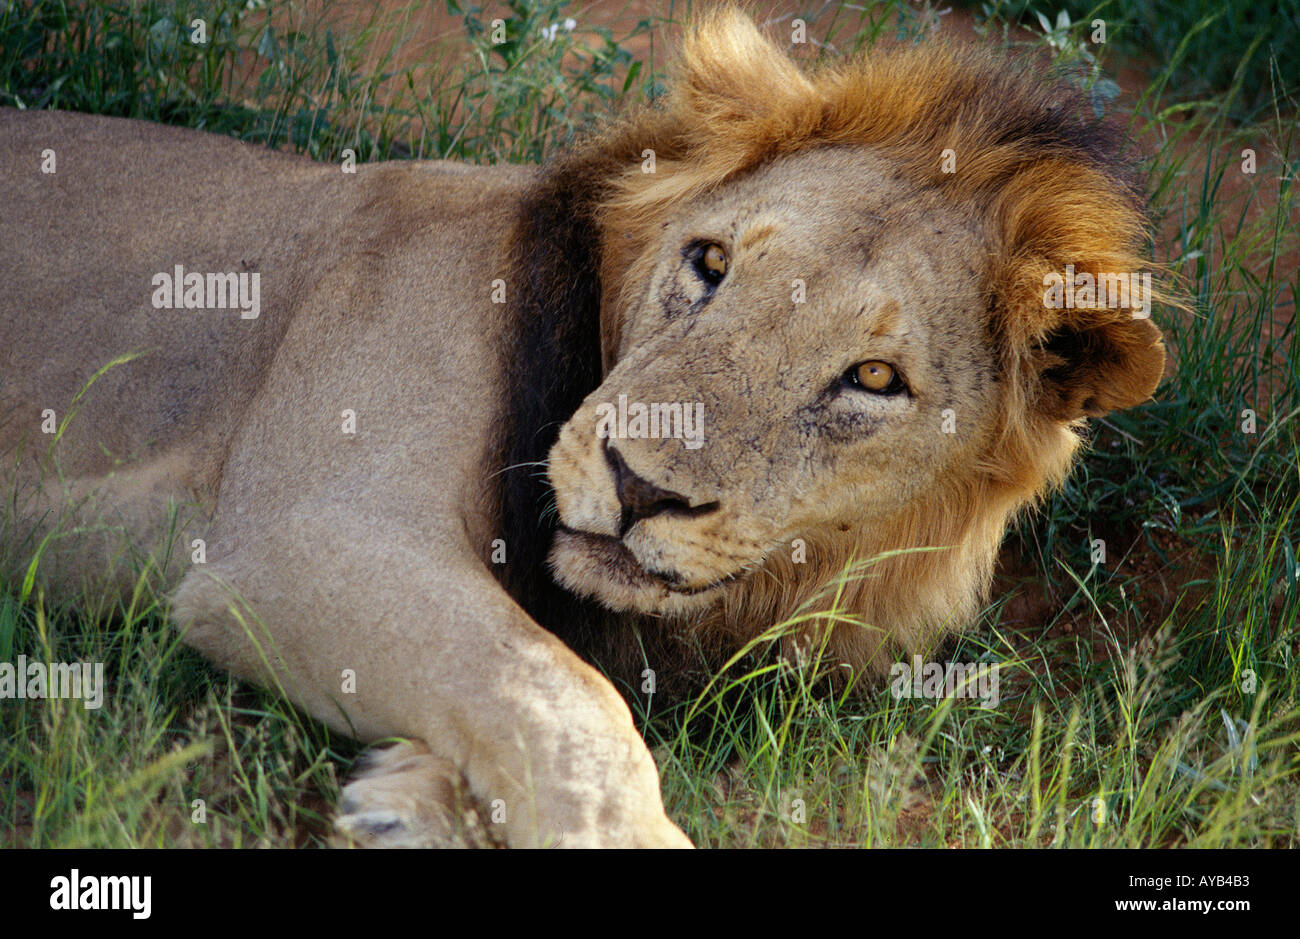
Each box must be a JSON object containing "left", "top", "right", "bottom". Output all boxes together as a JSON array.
[{"left": 507, "top": 7, "right": 1168, "bottom": 688}]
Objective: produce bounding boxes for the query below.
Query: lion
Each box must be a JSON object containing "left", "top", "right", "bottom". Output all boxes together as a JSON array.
[{"left": 0, "top": 9, "right": 1164, "bottom": 848}]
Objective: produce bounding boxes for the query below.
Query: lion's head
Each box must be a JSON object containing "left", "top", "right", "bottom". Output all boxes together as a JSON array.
[{"left": 509, "top": 9, "right": 1166, "bottom": 679}]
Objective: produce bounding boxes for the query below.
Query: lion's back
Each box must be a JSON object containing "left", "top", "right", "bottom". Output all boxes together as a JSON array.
[
  {"left": 0, "top": 109, "right": 531, "bottom": 482},
  {"left": 1, "top": 108, "right": 536, "bottom": 598}
]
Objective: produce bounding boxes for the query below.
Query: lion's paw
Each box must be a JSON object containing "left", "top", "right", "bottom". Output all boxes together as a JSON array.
[{"left": 333, "top": 740, "right": 500, "bottom": 849}]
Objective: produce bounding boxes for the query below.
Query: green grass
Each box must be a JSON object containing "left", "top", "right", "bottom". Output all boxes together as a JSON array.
[
  {"left": 961, "top": 0, "right": 1299, "bottom": 120},
  {"left": 2, "top": 0, "right": 1297, "bottom": 847}
]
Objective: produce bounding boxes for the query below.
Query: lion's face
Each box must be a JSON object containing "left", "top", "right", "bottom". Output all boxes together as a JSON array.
[{"left": 547, "top": 147, "right": 1001, "bottom": 614}]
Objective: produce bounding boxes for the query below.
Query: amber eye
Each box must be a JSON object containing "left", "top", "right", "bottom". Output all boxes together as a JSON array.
[
  {"left": 849, "top": 360, "right": 903, "bottom": 394},
  {"left": 694, "top": 243, "right": 728, "bottom": 283}
]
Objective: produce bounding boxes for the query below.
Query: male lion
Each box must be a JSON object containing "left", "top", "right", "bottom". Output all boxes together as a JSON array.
[{"left": 0, "top": 9, "right": 1164, "bottom": 847}]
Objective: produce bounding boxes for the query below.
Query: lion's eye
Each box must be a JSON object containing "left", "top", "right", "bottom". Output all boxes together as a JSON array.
[
  {"left": 846, "top": 360, "right": 905, "bottom": 395},
  {"left": 693, "top": 243, "right": 728, "bottom": 284}
]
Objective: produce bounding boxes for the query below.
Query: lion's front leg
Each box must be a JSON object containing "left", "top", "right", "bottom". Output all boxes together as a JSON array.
[{"left": 170, "top": 507, "right": 690, "bottom": 848}]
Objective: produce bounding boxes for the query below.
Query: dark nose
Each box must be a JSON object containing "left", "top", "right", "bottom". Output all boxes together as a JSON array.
[{"left": 605, "top": 443, "right": 707, "bottom": 536}]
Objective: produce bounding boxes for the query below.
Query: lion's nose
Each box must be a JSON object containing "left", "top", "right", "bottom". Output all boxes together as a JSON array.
[{"left": 605, "top": 443, "right": 714, "bottom": 537}]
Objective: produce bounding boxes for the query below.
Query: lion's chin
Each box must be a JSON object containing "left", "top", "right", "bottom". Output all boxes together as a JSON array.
[{"left": 546, "top": 528, "right": 732, "bottom": 615}]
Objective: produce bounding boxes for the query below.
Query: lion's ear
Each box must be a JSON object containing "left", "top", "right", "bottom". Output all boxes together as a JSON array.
[
  {"left": 674, "top": 8, "right": 812, "bottom": 123},
  {"left": 1034, "top": 314, "right": 1165, "bottom": 422}
]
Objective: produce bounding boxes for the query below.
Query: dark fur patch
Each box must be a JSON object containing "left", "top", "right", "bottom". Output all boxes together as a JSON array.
[{"left": 495, "top": 140, "right": 620, "bottom": 645}]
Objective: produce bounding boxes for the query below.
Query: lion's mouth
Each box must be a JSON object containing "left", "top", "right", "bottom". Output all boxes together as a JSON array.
[{"left": 554, "top": 526, "right": 741, "bottom": 597}]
